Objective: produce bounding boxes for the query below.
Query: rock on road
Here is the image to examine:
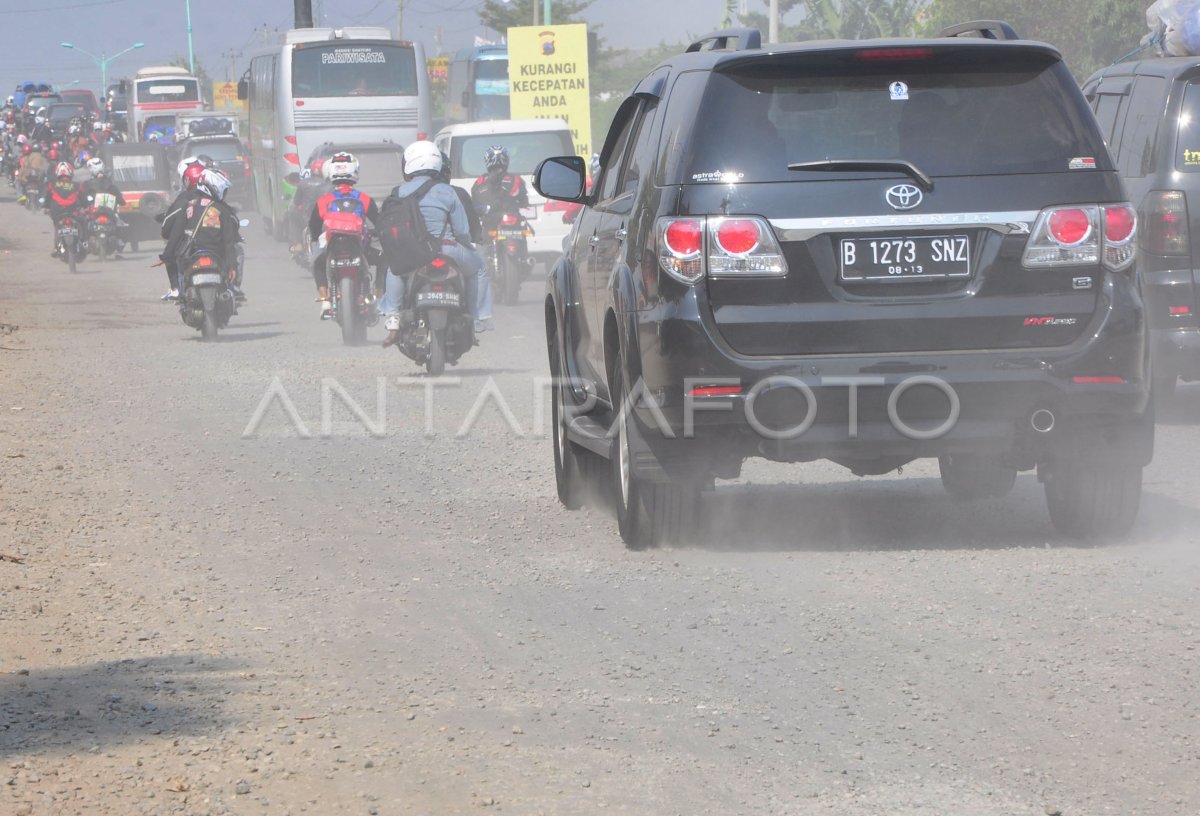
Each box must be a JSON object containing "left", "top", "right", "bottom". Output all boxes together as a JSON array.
[{"left": 1, "top": 193, "right": 1199, "bottom": 816}]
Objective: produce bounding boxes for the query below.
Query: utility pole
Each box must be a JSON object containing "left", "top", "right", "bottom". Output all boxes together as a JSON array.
[
  {"left": 396, "top": 0, "right": 404, "bottom": 39},
  {"left": 768, "top": 0, "right": 779, "bottom": 43},
  {"left": 533, "top": 2, "right": 540, "bottom": 26},
  {"left": 185, "top": 0, "right": 196, "bottom": 74},
  {"left": 544, "top": 0, "right": 552, "bottom": 25}
]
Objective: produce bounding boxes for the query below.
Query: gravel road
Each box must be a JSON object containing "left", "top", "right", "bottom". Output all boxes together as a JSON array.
[{"left": 1, "top": 193, "right": 1199, "bottom": 816}]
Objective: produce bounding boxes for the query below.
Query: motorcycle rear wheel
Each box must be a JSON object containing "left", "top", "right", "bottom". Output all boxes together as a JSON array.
[
  {"left": 427, "top": 327, "right": 446, "bottom": 377},
  {"left": 499, "top": 251, "right": 519, "bottom": 306},
  {"left": 339, "top": 275, "right": 366, "bottom": 346},
  {"left": 67, "top": 242, "right": 76, "bottom": 274}
]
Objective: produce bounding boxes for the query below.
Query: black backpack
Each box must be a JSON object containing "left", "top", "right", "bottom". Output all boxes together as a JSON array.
[{"left": 378, "top": 178, "right": 441, "bottom": 275}]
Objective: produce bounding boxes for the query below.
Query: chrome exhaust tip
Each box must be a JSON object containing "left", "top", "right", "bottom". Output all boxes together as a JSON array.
[{"left": 1031, "top": 408, "right": 1056, "bottom": 434}]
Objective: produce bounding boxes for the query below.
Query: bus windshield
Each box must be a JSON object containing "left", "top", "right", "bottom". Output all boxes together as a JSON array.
[
  {"left": 292, "top": 43, "right": 418, "bottom": 98},
  {"left": 135, "top": 78, "right": 199, "bottom": 104}
]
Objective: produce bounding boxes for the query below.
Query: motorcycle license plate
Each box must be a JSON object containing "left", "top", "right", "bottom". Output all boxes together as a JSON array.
[
  {"left": 58, "top": 227, "right": 77, "bottom": 237},
  {"left": 498, "top": 229, "right": 525, "bottom": 238},
  {"left": 190, "top": 272, "right": 224, "bottom": 286},
  {"left": 416, "top": 290, "right": 462, "bottom": 307}
]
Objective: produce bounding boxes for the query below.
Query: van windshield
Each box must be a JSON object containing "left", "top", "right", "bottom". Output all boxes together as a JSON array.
[
  {"left": 683, "top": 51, "right": 1108, "bottom": 183},
  {"left": 454, "top": 131, "right": 573, "bottom": 177}
]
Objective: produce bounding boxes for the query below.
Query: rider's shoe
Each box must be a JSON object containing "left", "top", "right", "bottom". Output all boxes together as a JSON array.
[
  {"left": 474, "top": 317, "right": 494, "bottom": 333},
  {"left": 319, "top": 299, "right": 334, "bottom": 320},
  {"left": 161, "top": 289, "right": 179, "bottom": 301}
]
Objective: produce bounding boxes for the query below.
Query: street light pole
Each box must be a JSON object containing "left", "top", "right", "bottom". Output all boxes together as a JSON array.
[
  {"left": 60, "top": 41, "right": 145, "bottom": 95},
  {"left": 185, "top": 0, "right": 195, "bottom": 74}
]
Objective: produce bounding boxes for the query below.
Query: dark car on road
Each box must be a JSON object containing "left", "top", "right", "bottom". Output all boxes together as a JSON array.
[
  {"left": 536, "top": 23, "right": 1154, "bottom": 548},
  {"left": 176, "top": 134, "right": 253, "bottom": 209},
  {"left": 98, "top": 141, "right": 174, "bottom": 250},
  {"left": 1083, "top": 57, "right": 1200, "bottom": 402}
]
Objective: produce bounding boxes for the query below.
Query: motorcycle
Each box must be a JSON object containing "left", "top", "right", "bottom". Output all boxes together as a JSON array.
[
  {"left": 54, "top": 212, "right": 87, "bottom": 274},
  {"left": 393, "top": 255, "right": 475, "bottom": 376},
  {"left": 178, "top": 248, "right": 236, "bottom": 341},
  {"left": 322, "top": 216, "right": 377, "bottom": 345},
  {"left": 484, "top": 210, "right": 534, "bottom": 306},
  {"left": 87, "top": 192, "right": 123, "bottom": 262}
]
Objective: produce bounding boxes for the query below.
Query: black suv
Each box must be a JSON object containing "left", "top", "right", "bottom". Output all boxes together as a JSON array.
[
  {"left": 1082, "top": 57, "right": 1200, "bottom": 401},
  {"left": 535, "top": 23, "right": 1154, "bottom": 549}
]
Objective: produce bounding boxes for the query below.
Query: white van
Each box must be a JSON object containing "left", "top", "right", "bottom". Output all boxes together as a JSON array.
[{"left": 434, "top": 118, "right": 576, "bottom": 271}]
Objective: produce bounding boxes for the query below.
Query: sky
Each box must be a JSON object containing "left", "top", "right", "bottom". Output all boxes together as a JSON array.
[{"left": 0, "top": 0, "right": 732, "bottom": 96}]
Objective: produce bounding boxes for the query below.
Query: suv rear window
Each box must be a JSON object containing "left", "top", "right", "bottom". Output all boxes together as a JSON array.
[
  {"left": 1176, "top": 82, "right": 1200, "bottom": 172},
  {"left": 452, "top": 131, "right": 574, "bottom": 177},
  {"left": 683, "top": 50, "right": 1106, "bottom": 183}
]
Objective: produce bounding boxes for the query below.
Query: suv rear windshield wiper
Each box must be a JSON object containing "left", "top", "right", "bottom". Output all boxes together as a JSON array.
[{"left": 787, "top": 159, "right": 934, "bottom": 191}]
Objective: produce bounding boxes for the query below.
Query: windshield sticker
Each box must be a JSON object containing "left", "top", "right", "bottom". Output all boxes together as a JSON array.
[
  {"left": 889, "top": 81, "right": 909, "bottom": 101},
  {"left": 1068, "top": 157, "right": 1097, "bottom": 170},
  {"left": 1184, "top": 149, "right": 1200, "bottom": 166},
  {"left": 691, "top": 170, "right": 745, "bottom": 183}
]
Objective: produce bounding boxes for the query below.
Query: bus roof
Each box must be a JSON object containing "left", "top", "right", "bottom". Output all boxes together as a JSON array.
[
  {"left": 455, "top": 45, "right": 507, "bottom": 60},
  {"left": 134, "top": 66, "right": 195, "bottom": 79},
  {"left": 284, "top": 27, "right": 395, "bottom": 44}
]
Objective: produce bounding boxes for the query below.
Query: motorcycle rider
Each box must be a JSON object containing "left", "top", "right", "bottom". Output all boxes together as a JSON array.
[
  {"left": 441, "top": 149, "right": 483, "bottom": 244},
  {"left": 307, "top": 151, "right": 381, "bottom": 320},
  {"left": 29, "top": 110, "right": 51, "bottom": 145},
  {"left": 16, "top": 142, "right": 46, "bottom": 204},
  {"left": 379, "top": 140, "right": 489, "bottom": 348},
  {"left": 44, "top": 161, "right": 87, "bottom": 257},
  {"left": 162, "top": 167, "right": 242, "bottom": 298},
  {"left": 83, "top": 157, "right": 126, "bottom": 208},
  {"left": 158, "top": 157, "right": 207, "bottom": 300},
  {"left": 470, "top": 145, "right": 530, "bottom": 231}
]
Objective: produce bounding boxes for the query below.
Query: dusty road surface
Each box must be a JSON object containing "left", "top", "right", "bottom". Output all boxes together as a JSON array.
[{"left": 2, "top": 191, "right": 1199, "bottom": 816}]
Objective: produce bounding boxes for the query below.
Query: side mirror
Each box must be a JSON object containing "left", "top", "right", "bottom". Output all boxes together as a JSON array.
[
  {"left": 237, "top": 79, "right": 248, "bottom": 101},
  {"left": 534, "top": 156, "right": 586, "bottom": 202},
  {"left": 239, "top": 218, "right": 250, "bottom": 228}
]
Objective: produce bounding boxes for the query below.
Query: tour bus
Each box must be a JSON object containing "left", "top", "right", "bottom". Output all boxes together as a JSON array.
[
  {"left": 130, "top": 66, "right": 203, "bottom": 144},
  {"left": 240, "top": 26, "right": 432, "bottom": 237},
  {"left": 444, "top": 45, "right": 510, "bottom": 125}
]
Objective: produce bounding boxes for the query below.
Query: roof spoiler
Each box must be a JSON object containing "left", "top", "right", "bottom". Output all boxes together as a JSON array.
[
  {"left": 686, "top": 28, "right": 762, "bottom": 53},
  {"left": 938, "top": 20, "right": 1021, "bottom": 40}
]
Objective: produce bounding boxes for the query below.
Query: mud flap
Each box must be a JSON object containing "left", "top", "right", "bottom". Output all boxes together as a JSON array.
[
  {"left": 426, "top": 308, "right": 448, "bottom": 330},
  {"left": 199, "top": 286, "right": 217, "bottom": 311}
]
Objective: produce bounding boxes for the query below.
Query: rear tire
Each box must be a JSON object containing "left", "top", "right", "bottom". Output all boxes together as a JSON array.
[
  {"left": 1044, "top": 458, "right": 1142, "bottom": 540},
  {"left": 201, "top": 309, "right": 218, "bottom": 342},
  {"left": 610, "top": 359, "right": 700, "bottom": 549},
  {"left": 427, "top": 327, "right": 446, "bottom": 376},
  {"left": 339, "top": 275, "right": 361, "bottom": 346},
  {"left": 550, "top": 329, "right": 598, "bottom": 509},
  {"left": 67, "top": 242, "right": 77, "bottom": 274},
  {"left": 500, "top": 251, "right": 519, "bottom": 306},
  {"left": 938, "top": 453, "right": 1017, "bottom": 500}
]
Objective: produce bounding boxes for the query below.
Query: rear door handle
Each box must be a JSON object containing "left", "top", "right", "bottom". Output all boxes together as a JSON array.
[
  {"left": 588, "top": 234, "right": 600, "bottom": 246},
  {"left": 615, "top": 227, "right": 627, "bottom": 241}
]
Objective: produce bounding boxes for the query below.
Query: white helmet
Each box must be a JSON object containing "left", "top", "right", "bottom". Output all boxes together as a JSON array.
[
  {"left": 93, "top": 121, "right": 105, "bottom": 131},
  {"left": 86, "top": 157, "right": 105, "bottom": 176},
  {"left": 403, "top": 140, "right": 441, "bottom": 175},
  {"left": 323, "top": 151, "right": 359, "bottom": 184},
  {"left": 34, "top": 115, "right": 45, "bottom": 125},
  {"left": 5, "top": 95, "right": 12, "bottom": 105},
  {"left": 176, "top": 155, "right": 200, "bottom": 179},
  {"left": 197, "top": 168, "right": 231, "bottom": 201}
]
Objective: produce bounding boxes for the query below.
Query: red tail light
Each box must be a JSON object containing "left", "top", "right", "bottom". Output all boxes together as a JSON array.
[
  {"left": 500, "top": 213, "right": 519, "bottom": 226},
  {"left": 1104, "top": 204, "right": 1136, "bottom": 243},
  {"left": 714, "top": 218, "right": 761, "bottom": 255},
  {"left": 284, "top": 153, "right": 300, "bottom": 166},
  {"left": 855, "top": 47, "right": 933, "bottom": 61},
  {"left": 1048, "top": 208, "right": 1092, "bottom": 246},
  {"left": 1144, "top": 190, "right": 1189, "bottom": 256},
  {"left": 243, "top": 158, "right": 251, "bottom": 177},
  {"left": 95, "top": 215, "right": 109, "bottom": 223},
  {"left": 284, "top": 135, "right": 297, "bottom": 145},
  {"left": 430, "top": 257, "right": 447, "bottom": 268},
  {"left": 663, "top": 219, "right": 703, "bottom": 257},
  {"left": 543, "top": 200, "right": 570, "bottom": 212},
  {"left": 1072, "top": 376, "right": 1125, "bottom": 384},
  {"left": 417, "top": 131, "right": 427, "bottom": 141},
  {"left": 690, "top": 385, "right": 743, "bottom": 397},
  {"left": 1170, "top": 305, "right": 1191, "bottom": 316}
]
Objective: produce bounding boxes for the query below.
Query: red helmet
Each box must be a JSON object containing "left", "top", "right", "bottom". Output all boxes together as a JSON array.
[
  {"left": 47, "top": 148, "right": 58, "bottom": 160},
  {"left": 21, "top": 144, "right": 30, "bottom": 155},
  {"left": 182, "top": 162, "right": 206, "bottom": 189}
]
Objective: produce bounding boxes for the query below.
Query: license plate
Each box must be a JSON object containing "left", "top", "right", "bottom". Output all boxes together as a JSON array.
[
  {"left": 498, "top": 229, "right": 525, "bottom": 238},
  {"left": 839, "top": 235, "right": 971, "bottom": 281},
  {"left": 416, "top": 290, "right": 461, "bottom": 307},
  {"left": 58, "top": 227, "right": 77, "bottom": 237},
  {"left": 190, "top": 272, "right": 223, "bottom": 286}
]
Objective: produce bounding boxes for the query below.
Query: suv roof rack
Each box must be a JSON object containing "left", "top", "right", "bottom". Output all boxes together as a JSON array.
[
  {"left": 938, "top": 20, "right": 1021, "bottom": 41},
  {"left": 686, "top": 28, "right": 762, "bottom": 53}
]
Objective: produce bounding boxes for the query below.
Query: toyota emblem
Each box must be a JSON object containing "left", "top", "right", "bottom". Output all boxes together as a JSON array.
[{"left": 885, "top": 184, "right": 923, "bottom": 210}]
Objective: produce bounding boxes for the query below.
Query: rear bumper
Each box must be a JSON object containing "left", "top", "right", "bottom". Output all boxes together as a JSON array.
[
  {"left": 1151, "top": 326, "right": 1200, "bottom": 380},
  {"left": 616, "top": 273, "right": 1150, "bottom": 479}
]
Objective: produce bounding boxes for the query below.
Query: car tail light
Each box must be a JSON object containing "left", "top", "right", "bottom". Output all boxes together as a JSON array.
[
  {"left": 243, "top": 158, "right": 251, "bottom": 177},
  {"left": 1170, "top": 305, "right": 1191, "bottom": 316},
  {"left": 855, "top": 47, "right": 934, "bottom": 61},
  {"left": 285, "top": 135, "right": 297, "bottom": 145},
  {"left": 1072, "top": 376, "right": 1125, "bottom": 384},
  {"left": 690, "top": 384, "right": 743, "bottom": 397},
  {"left": 1143, "top": 190, "right": 1189, "bottom": 256},
  {"left": 706, "top": 216, "right": 786, "bottom": 277},
  {"left": 657, "top": 216, "right": 787, "bottom": 284},
  {"left": 284, "top": 153, "right": 300, "bottom": 166},
  {"left": 658, "top": 217, "right": 704, "bottom": 283},
  {"left": 1023, "top": 204, "right": 1138, "bottom": 272},
  {"left": 1048, "top": 208, "right": 1092, "bottom": 246}
]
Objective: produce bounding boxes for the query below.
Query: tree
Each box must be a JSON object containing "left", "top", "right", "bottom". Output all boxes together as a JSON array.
[
  {"left": 741, "top": 0, "right": 930, "bottom": 41},
  {"left": 478, "top": 0, "right": 593, "bottom": 33},
  {"left": 919, "top": 0, "right": 1147, "bottom": 79},
  {"left": 170, "top": 55, "right": 214, "bottom": 106}
]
